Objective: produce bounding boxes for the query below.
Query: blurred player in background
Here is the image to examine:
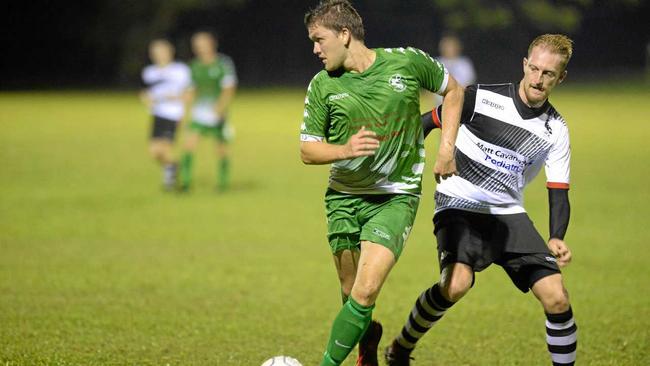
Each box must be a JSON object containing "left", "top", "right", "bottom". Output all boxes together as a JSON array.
[
  {"left": 140, "top": 39, "right": 191, "bottom": 190},
  {"left": 385, "top": 34, "right": 577, "bottom": 366},
  {"left": 430, "top": 34, "right": 476, "bottom": 108},
  {"left": 438, "top": 34, "right": 476, "bottom": 87},
  {"left": 179, "top": 30, "right": 237, "bottom": 192},
  {"left": 300, "top": 1, "right": 464, "bottom": 365}
]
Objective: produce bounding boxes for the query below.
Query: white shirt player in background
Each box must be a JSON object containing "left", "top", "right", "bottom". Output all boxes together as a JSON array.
[
  {"left": 140, "top": 39, "right": 191, "bottom": 190},
  {"left": 430, "top": 34, "right": 477, "bottom": 108}
]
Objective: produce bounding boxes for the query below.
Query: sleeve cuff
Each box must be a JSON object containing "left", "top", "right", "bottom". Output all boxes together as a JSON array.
[
  {"left": 432, "top": 108, "right": 442, "bottom": 128},
  {"left": 547, "top": 182, "right": 570, "bottom": 189}
]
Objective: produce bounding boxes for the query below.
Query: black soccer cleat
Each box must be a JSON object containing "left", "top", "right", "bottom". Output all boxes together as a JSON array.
[
  {"left": 356, "top": 320, "right": 383, "bottom": 366},
  {"left": 384, "top": 340, "right": 414, "bottom": 366}
]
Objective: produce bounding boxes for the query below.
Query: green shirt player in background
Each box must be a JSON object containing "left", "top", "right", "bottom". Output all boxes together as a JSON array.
[
  {"left": 300, "top": 1, "right": 464, "bottom": 365},
  {"left": 180, "top": 30, "right": 237, "bottom": 192}
]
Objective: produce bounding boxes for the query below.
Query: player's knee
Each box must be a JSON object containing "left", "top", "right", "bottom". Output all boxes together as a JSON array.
[
  {"left": 338, "top": 275, "right": 354, "bottom": 296},
  {"left": 149, "top": 145, "right": 163, "bottom": 160},
  {"left": 440, "top": 276, "right": 472, "bottom": 302},
  {"left": 541, "top": 288, "right": 571, "bottom": 314},
  {"left": 351, "top": 281, "right": 381, "bottom": 307}
]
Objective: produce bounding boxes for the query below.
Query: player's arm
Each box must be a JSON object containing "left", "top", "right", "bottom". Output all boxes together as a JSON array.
[
  {"left": 215, "top": 85, "right": 236, "bottom": 117},
  {"left": 545, "top": 122, "right": 572, "bottom": 267},
  {"left": 139, "top": 90, "right": 153, "bottom": 108},
  {"left": 215, "top": 57, "right": 238, "bottom": 120},
  {"left": 433, "top": 75, "right": 464, "bottom": 183},
  {"left": 422, "top": 84, "right": 477, "bottom": 138},
  {"left": 548, "top": 188, "right": 571, "bottom": 267},
  {"left": 180, "top": 86, "right": 196, "bottom": 127},
  {"left": 300, "top": 126, "right": 379, "bottom": 165}
]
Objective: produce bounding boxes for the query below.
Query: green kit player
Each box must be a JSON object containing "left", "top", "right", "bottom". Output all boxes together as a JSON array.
[
  {"left": 180, "top": 30, "right": 237, "bottom": 192},
  {"left": 300, "top": 1, "right": 464, "bottom": 365}
]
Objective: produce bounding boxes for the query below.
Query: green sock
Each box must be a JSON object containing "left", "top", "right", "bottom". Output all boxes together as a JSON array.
[
  {"left": 218, "top": 157, "right": 230, "bottom": 190},
  {"left": 180, "top": 152, "right": 193, "bottom": 188},
  {"left": 320, "top": 297, "right": 374, "bottom": 366}
]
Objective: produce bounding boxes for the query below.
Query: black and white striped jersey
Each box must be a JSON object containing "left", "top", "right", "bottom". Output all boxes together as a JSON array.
[{"left": 431, "top": 83, "right": 570, "bottom": 215}]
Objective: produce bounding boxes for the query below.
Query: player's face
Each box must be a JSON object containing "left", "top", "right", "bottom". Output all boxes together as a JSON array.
[
  {"left": 308, "top": 25, "right": 349, "bottom": 71},
  {"left": 149, "top": 41, "right": 174, "bottom": 65},
  {"left": 439, "top": 37, "right": 460, "bottom": 59},
  {"left": 192, "top": 33, "right": 218, "bottom": 58},
  {"left": 521, "top": 46, "right": 567, "bottom": 107}
]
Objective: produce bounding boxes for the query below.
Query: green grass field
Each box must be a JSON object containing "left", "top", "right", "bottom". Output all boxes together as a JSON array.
[{"left": 1, "top": 83, "right": 649, "bottom": 365}]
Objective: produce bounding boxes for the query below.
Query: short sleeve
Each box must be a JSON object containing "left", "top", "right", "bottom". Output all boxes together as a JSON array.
[
  {"left": 220, "top": 56, "right": 238, "bottom": 88},
  {"left": 300, "top": 74, "right": 329, "bottom": 142},
  {"left": 545, "top": 122, "right": 571, "bottom": 189},
  {"left": 406, "top": 47, "right": 449, "bottom": 94},
  {"left": 432, "top": 84, "right": 477, "bottom": 127}
]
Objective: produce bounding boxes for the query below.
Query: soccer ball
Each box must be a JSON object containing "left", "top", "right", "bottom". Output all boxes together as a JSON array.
[{"left": 261, "top": 355, "right": 303, "bottom": 366}]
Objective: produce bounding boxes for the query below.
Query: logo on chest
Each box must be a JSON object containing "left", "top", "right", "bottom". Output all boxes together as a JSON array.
[{"left": 388, "top": 74, "right": 406, "bottom": 92}]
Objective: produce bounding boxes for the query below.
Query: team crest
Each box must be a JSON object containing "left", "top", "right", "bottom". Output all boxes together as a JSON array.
[{"left": 388, "top": 74, "right": 406, "bottom": 92}]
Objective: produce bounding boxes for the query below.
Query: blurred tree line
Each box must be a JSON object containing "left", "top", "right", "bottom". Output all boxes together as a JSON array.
[{"left": 2, "top": 0, "right": 648, "bottom": 88}]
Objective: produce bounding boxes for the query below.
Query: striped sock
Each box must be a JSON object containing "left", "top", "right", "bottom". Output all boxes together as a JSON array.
[
  {"left": 546, "top": 307, "right": 577, "bottom": 366},
  {"left": 395, "top": 283, "right": 454, "bottom": 350}
]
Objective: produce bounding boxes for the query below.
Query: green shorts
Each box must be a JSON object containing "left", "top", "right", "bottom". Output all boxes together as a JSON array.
[
  {"left": 188, "top": 121, "right": 233, "bottom": 143},
  {"left": 324, "top": 189, "right": 420, "bottom": 260}
]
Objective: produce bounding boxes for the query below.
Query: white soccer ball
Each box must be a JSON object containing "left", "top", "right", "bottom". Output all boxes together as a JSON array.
[{"left": 261, "top": 355, "right": 303, "bottom": 366}]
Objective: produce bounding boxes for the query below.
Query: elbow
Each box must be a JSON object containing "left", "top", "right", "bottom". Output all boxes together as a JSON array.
[{"left": 300, "top": 149, "right": 315, "bottom": 165}]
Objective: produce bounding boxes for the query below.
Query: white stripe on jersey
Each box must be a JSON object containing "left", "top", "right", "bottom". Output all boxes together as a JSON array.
[{"left": 435, "top": 83, "right": 570, "bottom": 215}]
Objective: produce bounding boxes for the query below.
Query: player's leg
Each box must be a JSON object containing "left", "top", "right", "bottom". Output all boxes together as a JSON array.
[
  {"left": 149, "top": 117, "right": 178, "bottom": 190},
  {"left": 322, "top": 194, "right": 416, "bottom": 366},
  {"left": 150, "top": 139, "right": 176, "bottom": 189},
  {"left": 214, "top": 122, "right": 233, "bottom": 191},
  {"left": 333, "top": 249, "right": 360, "bottom": 303},
  {"left": 532, "top": 273, "right": 577, "bottom": 366},
  {"left": 498, "top": 213, "right": 577, "bottom": 366},
  {"left": 387, "top": 209, "right": 490, "bottom": 365},
  {"left": 321, "top": 241, "right": 395, "bottom": 366},
  {"left": 215, "top": 140, "right": 229, "bottom": 191},
  {"left": 179, "top": 124, "right": 201, "bottom": 191},
  {"left": 386, "top": 263, "right": 471, "bottom": 365}
]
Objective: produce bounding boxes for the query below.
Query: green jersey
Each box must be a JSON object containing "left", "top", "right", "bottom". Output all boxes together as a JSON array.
[
  {"left": 300, "top": 47, "right": 449, "bottom": 195},
  {"left": 190, "top": 54, "right": 237, "bottom": 126}
]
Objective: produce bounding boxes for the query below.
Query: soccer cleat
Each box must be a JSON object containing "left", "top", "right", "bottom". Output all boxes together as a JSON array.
[
  {"left": 384, "top": 340, "right": 414, "bottom": 366},
  {"left": 356, "top": 320, "right": 383, "bottom": 366}
]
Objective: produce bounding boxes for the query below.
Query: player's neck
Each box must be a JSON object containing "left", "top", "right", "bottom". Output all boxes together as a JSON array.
[
  {"left": 156, "top": 61, "right": 172, "bottom": 68},
  {"left": 343, "top": 43, "right": 376, "bottom": 73}
]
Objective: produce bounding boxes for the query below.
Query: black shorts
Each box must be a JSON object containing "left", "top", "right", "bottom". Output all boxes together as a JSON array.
[
  {"left": 150, "top": 116, "right": 178, "bottom": 141},
  {"left": 433, "top": 209, "right": 560, "bottom": 293}
]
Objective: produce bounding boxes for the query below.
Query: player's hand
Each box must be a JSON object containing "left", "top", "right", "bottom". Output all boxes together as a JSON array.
[
  {"left": 433, "top": 153, "right": 458, "bottom": 183},
  {"left": 341, "top": 126, "right": 380, "bottom": 159},
  {"left": 548, "top": 238, "right": 572, "bottom": 268}
]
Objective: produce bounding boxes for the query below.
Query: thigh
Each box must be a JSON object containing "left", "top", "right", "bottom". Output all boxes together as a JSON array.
[
  {"left": 325, "top": 190, "right": 362, "bottom": 254},
  {"left": 333, "top": 249, "right": 360, "bottom": 293},
  {"left": 183, "top": 127, "right": 201, "bottom": 150},
  {"left": 359, "top": 194, "right": 419, "bottom": 261},
  {"left": 433, "top": 209, "right": 497, "bottom": 273},
  {"left": 498, "top": 253, "right": 560, "bottom": 293},
  {"left": 151, "top": 116, "right": 177, "bottom": 141},
  {"left": 350, "top": 240, "right": 396, "bottom": 306},
  {"left": 214, "top": 122, "right": 233, "bottom": 144}
]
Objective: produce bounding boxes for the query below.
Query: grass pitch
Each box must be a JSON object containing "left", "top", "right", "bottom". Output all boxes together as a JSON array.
[{"left": 0, "top": 83, "right": 649, "bottom": 365}]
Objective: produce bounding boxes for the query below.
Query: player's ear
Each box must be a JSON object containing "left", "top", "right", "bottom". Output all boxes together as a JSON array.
[
  {"left": 340, "top": 28, "right": 351, "bottom": 47},
  {"left": 558, "top": 69, "right": 568, "bottom": 84},
  {"left": 522, "top": 57, "right": 528, "bottom": 72}
]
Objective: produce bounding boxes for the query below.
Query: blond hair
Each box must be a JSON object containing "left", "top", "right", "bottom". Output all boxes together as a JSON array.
[{"left": 528, "top": 34, "right": 574, "bottom": 70}]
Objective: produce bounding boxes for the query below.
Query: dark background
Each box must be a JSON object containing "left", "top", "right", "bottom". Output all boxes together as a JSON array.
[{"left": 2, "top": 0, "right": 649, "bottom": 89}]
